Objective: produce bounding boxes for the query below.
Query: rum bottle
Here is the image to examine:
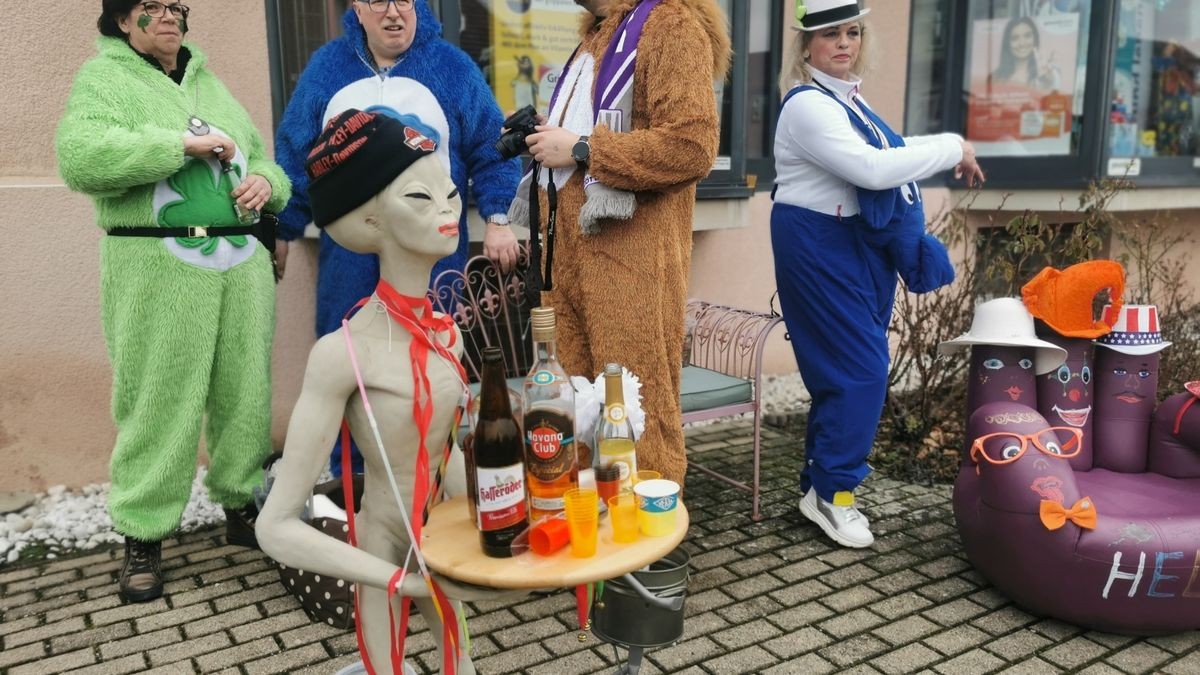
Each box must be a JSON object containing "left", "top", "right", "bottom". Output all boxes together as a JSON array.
[
  {"left": 596, "top": 363, "right": 638, "bottom": 492},
  {"left": 474, "top": 347, "right": 528, "bottom": 557},
  {"left": 522, "top": 307, "right": 579, "bottom": 520}
]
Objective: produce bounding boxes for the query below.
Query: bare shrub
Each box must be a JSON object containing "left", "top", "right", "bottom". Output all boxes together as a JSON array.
[
  {"left": 1112, "top": 210, "right": 1200, "bottom": 402},
  {"left": 875, "top": 180, "right": 1192, "bottom": 484}
]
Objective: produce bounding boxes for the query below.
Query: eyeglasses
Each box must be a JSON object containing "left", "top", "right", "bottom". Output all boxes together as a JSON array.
[
  {"left": 139, "top": 2, "right": 190, "bottom": 20},
  {"left": 360, "top": 0, "right": 414, "bottom": 12},
  {"left": 969, "top": 427, "right": 1083, "bottom": 465}
]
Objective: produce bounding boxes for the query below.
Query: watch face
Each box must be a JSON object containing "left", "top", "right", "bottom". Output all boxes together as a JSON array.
[{"left": 572, "top": 140, "right": 589, "bottom": 162}]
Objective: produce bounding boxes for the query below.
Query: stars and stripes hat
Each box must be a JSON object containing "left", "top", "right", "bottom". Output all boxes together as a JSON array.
[
  {"left": 794, "top": 0, "right": 870, "bottom": 31},
  {"left": 1094, "top": 304, "right": 1172, "bottom": 355},
  {"left": 305, "top": 108, "right": 438, "bottom": 228}
]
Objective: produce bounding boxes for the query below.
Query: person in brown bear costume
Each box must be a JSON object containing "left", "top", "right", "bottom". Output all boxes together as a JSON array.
[{"left": 510, "top": 0, "right": 731, "bottom": 485}]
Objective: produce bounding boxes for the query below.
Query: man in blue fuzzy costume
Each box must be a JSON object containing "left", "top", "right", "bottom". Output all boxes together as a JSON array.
[
  {"left": 276, "top": 0, "right": 520, "bottom": 473},
  {"left": 276, "top": 0, "right": 519, "bottom": 335}
]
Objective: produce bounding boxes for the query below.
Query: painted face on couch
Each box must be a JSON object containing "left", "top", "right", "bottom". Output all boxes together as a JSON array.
[
  {"left": 1035, "top": 332, "right": 1095, "bottom": 471},
  {"left": 1038, "top": 337, "right": 1093, "bottom": 428},
  {"left": 1094, "top": 349, "right": 1158, "bottom": 419},
  {"left": 968, "top": 345, "right": 1037, "bottom": 413},
  {"left": 967, "top": 401, "right": 1081, "bottom": 512}
]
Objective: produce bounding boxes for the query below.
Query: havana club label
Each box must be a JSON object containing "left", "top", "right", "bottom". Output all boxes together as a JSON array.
[{"left": 523, "top": 408, "right": 575, "bottom": 481}]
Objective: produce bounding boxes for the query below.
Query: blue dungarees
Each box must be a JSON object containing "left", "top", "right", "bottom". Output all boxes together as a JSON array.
[{"left": 771, "top": 83, "right": 954, "bottom": 501}]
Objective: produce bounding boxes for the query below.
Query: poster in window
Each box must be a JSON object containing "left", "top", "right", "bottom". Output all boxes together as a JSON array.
[
  {"left": 965, "top": 13, "right": 1080, "bottom": 157},
  {"left": 489, "top": 0, "right": 584, "bottom": 115}
]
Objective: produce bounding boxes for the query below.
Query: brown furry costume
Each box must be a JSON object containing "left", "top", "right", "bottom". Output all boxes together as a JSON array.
[{"left": 537, "top": 0, "right": 731, "bottom": 485}]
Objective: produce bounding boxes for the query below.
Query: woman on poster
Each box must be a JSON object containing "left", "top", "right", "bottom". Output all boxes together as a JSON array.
[{"left": 990, "top": 16, "right": 1062, "bottom": 92}]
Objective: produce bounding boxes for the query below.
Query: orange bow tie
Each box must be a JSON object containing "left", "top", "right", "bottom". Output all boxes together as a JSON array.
[{"left": 1039, "top": 496, "right": 1098, "bottom": 531}]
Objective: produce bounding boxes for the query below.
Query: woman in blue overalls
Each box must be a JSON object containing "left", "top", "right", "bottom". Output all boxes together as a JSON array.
[{"left": 772, "top": 0, "right": 985, "bottom": 548}]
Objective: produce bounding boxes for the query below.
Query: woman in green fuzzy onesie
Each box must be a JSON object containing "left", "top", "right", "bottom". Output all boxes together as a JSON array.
[{"left": 56, "top": 0, "right": 290, "bottom": 603}]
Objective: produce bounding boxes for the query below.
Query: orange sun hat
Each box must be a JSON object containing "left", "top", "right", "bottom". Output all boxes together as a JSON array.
[{"left": 1020, "top": 260, "right": 1126, "bottom": 338}]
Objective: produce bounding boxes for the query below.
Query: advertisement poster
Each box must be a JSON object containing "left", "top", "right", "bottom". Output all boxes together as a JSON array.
[
  {"left": 965, "top": 13, "right": 1080, "bottom": 157},
  {"left": 490, "top": 0, "right": 584, "bottom": 115}
]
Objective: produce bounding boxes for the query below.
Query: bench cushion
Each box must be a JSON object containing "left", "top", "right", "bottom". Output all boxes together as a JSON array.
[
  {"left": 681, "top": 365, "right": 753, "bottom": 413},
  {"left": 463, "top": 367, "right": 752, "bottom": 422}
]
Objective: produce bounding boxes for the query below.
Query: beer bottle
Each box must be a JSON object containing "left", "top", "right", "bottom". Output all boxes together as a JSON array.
[
  {"left": 522, "top": 307, "right": 579, "bottom": 521},
  {"left": 596, "top": 363, "right": 638, "bottom": 492},
  {"left": 474, "top": 347, "right": 528, "bottom": 557}
]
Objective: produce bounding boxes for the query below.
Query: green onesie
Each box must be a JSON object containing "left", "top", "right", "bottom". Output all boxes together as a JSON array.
[{"left": 56, "top": 37, "right": 291, "bottom": 541}]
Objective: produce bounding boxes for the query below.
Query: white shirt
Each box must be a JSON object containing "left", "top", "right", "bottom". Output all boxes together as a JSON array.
[{"left": 773, "top": 67, "right": 964, "bottom": 217}]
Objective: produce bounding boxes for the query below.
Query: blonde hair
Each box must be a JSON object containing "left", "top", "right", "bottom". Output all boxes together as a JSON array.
[{"left": 778, "top": 20, "right": 872, "bottom": 96}]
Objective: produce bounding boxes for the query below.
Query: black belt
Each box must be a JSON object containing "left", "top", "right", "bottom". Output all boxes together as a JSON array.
[
  {"left": 107, "top": 214, "right": 281, "bottom": 281},
  {"left": 107, "top": 225, "right": 256, "bottom": 238}
]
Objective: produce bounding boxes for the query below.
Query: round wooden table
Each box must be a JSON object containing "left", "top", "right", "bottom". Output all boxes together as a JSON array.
[{"left": 420, "top": 496, "right": 689, "bottom": 589}]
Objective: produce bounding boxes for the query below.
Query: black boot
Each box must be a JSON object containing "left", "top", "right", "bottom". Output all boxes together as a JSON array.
[
  {"left": 224, "top": 503, "right": 260, "bottom": 550},
  {"left": 119, "top": 537, "right": 163, "bottom": 603}
]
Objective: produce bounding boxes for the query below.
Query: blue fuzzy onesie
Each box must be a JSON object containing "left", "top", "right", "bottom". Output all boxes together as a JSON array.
[{"left": 275, "top": 3, "right": 520, "bottom": 338}]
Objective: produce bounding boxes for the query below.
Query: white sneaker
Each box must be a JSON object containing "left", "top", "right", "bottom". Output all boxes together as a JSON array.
[
  {"left": 802, "top": 487, "right": 870, "bottom": 528},
  {"left": 800, "top": 489, "right": 874, "bottom": 548}
]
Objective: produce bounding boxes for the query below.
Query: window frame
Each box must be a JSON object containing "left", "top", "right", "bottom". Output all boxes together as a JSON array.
[
  {"left": 434, "top": 0, "right": 768, "bottom": 196},
  {"left": 266, "top": 0, "right": 781, "bottom": 199},
  {"left": 943, "top": 1, "right": 1118, "bottom": 189},
  {"left": 1099, "top": 1, "right": 1200, "bottom": 187}
]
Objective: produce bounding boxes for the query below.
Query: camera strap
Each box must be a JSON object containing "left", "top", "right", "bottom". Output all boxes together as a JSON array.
[{"left": 525, "top": 161, "right": 559, "bottom": 305}]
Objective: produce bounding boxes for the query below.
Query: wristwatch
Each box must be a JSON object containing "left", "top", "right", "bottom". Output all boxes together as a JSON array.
[{"left": 571, "top": 135, "right": 591, "bottom": 171}]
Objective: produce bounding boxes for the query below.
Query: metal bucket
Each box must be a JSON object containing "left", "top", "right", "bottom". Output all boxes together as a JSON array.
[{"left": 590, "top": 546, "right": 691, "bottom": 648}]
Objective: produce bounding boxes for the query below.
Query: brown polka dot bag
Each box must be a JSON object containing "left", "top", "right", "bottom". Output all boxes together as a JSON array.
[{"left": 267, "top": 467, "right": 364, "bottom": 630}]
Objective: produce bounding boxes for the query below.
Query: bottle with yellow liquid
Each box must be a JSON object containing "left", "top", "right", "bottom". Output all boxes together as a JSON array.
[
  {"left": 596, "top": 363, "right": 638, "bottom": 492},
  {"left": 522, "top": 307, "right": 579, "bottom": 521}
]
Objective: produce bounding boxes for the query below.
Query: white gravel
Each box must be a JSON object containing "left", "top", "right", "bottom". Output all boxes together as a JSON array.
[{"left": 0, "top": 374, "right": 809, "bottom": 566}]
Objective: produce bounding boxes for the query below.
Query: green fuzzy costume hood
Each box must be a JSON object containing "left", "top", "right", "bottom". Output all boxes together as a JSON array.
[{"left": 56, "top": 37, "right": 290, "bottom": 229}]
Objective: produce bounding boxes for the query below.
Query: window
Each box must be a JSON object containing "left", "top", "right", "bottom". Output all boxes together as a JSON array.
[
  {"left": 960, "top": 0, "right": 1092, "bottom": 159},
  {"left": 266, "top": 0, "right": 351, "bottom": 124},
  {"left": 906, "top": 0, "right": 1129, "bottom": 188},
  {"left": 905, "top": 0, "right": 952, "bottom": 136},
  {"left": 1105, "top": 0, "right": 1200, "bottom": 184},
  {"left": 745, "top": 0, "right": 785, "bottom": 190},
  {"left": 268, "top": 1, "right": 782, "bottom": 197}
]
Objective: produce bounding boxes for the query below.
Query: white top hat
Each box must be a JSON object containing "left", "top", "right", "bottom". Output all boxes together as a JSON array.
[
  {"left": 1093, "top": 304, "right": 1172, "bottom": 355},
  {"left": 937, "top": 297, "right": 1068, "bottom": 375},
  {"left": 794, "top": 0, "right": 871, "bottom": 31}
]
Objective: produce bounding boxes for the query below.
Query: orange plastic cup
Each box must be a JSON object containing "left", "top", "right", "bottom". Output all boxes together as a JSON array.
[
  {"left": 608, "top": 492, "right": 639, "bottom": 543},
  {"left": 562, "top": 488, "right": 599, "bottom": 558},
  {"left": 528, "top": 518, "right": 570, "bottom": 556}
]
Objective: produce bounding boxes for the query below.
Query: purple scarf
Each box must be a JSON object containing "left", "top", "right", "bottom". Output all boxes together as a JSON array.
[{"left": 507, "top": 0, "right": 662, "bottom": 236}]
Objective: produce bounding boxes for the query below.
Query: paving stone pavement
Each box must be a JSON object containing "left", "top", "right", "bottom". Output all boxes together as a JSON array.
[{"left": 2, "top": 420, "right": 1199, "bottom": 674}]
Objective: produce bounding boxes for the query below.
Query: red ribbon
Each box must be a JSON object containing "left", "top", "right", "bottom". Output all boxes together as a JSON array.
[{"left": 340, "top": 281, "right": 467, "bottom": 675}]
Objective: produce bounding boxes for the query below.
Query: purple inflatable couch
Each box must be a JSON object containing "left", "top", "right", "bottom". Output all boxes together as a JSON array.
[{"left": 945, "top": 299, "right": 1200, "bottom": 635}]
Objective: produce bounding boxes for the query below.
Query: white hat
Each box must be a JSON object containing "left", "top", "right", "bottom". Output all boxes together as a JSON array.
[
  {"left": 1093, "top": 304, "right": 1172, "bottom": 355},
  {"left": 794, "top": 0, "right": 871, "bottom": 31},
  {"left": 937, "top": 298, "right": 1068, "bottom": 375}
]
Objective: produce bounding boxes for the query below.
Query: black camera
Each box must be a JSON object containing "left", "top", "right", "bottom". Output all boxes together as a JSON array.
[{"left": 495, "top": 105, "right": 539, "bottom": 160}]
